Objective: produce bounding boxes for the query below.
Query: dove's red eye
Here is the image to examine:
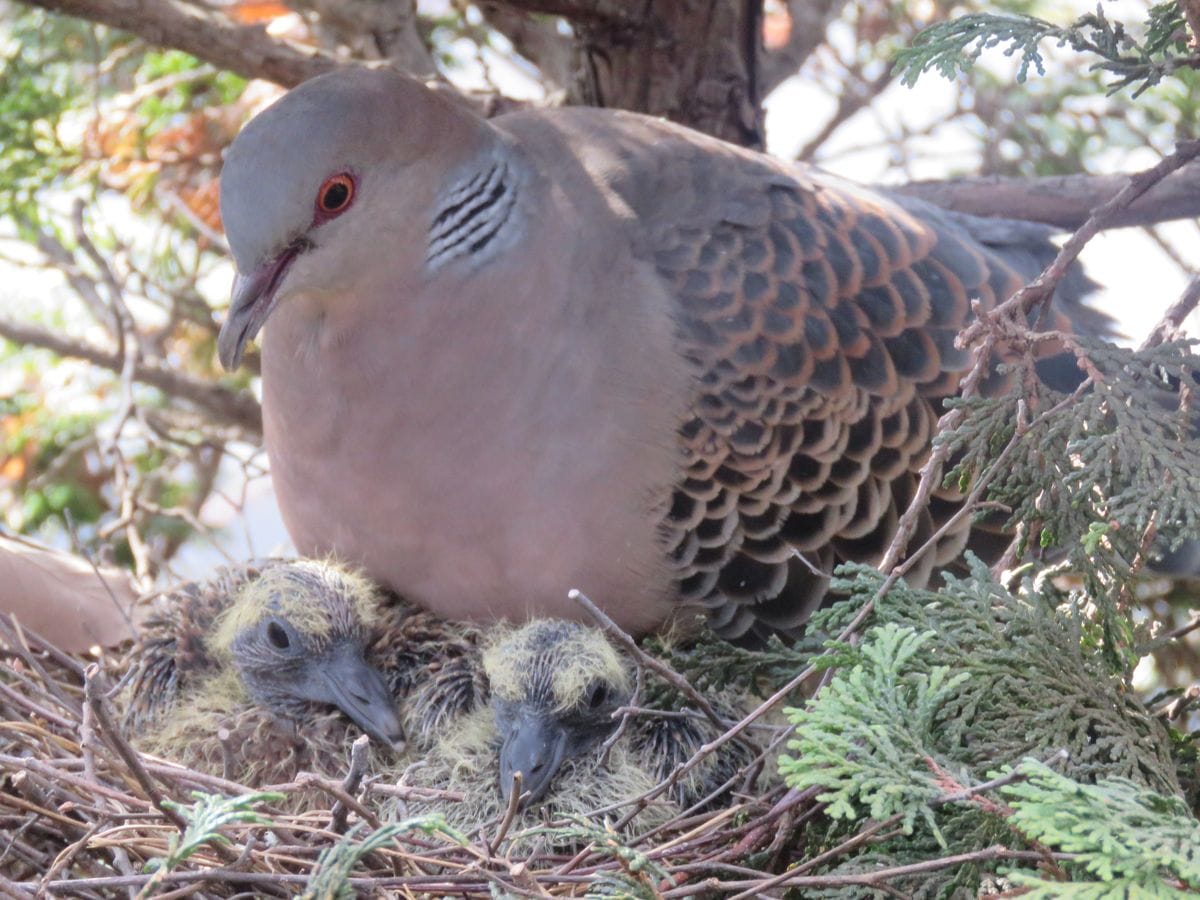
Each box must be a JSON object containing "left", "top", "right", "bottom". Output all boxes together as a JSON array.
[{"left": 315, "top": 173, "right": 355, "bottom": 219}]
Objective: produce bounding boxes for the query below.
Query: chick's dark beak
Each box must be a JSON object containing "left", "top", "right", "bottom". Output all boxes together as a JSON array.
[
  {"left": 217, "top": 246, "right": 299, "bottom": 370},
  {"left": 313, "top": 644, "right": 405, "bottom": 751},
  {"left": 499, "top": 712, "right": 568, "bottom": 807}
]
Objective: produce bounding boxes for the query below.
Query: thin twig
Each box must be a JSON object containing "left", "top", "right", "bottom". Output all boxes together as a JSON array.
[
  {"left": 569, "top": 590, "right": 733, "bottom": 734},
  {"left": 960, "top": 139, "right": 1200, "bottom": 348},
  {"left": 294, "top": 773, "right": 382, "bottom": 830},
  {"left": 329, "top": 735, "right": 371, "bottom": 835},
  {"left": 81, "top": 665, "right": 188, "bottom": 832},
  {"left": 488, "top": 771, "right": 523, "bottom": 856},
  {"left": 665, "top": 846, "right": 1078, "bottom": 896},
  {"left": 598, "top": 658, "right": 644, "bottom": 767},
  {"left": 61, "top": 509, "right": 139, "bottom": 644},
  {"left": 1143, "top": 271, "right": 1200, "bottom": 350},
  {"left": 0, "top": 316, "right": 262, "bottom": 434}
]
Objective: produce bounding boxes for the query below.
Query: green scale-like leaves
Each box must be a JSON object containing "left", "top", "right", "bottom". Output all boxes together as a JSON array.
[
  {"left": 776, "top": 560, "right": 1194, "bottom": 897},
  {"left": 1004, "top": 759, "right": 1200, "bottom": 897},
  {"left": 780, "top": 624, "right": 970, "bottom": 837},
  {"left": 894, "top": 4, "right": 1191, "bottom": 96}
]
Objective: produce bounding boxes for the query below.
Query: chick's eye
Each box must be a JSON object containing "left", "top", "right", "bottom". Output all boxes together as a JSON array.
[
  {"left": 585, "top": 683, "right": 609, "bottom": 710},
  {"left": 265, "top": 620, "right": 292, "bottom": 650},
  {"left": 316, "top": 173, "right": 355, "bottom": 216}
]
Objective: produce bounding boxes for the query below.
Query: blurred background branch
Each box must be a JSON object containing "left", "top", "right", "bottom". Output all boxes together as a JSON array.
[{"left": 23, "top": 0, "right": 342, "bottom": 85}]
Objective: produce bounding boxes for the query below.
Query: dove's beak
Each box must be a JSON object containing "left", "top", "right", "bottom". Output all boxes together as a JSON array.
[{"left": 217, "top": 245, "right": 300, "bottom": 370}]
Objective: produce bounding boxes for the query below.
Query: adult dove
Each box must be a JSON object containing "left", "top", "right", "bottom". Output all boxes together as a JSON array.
[{"left": 217, "top": 67, "right": 1101, "bottom": 642}]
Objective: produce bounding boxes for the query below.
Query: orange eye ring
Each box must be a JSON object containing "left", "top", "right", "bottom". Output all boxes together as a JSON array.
[{"left": 316, "top": 173, "right": 355, "bottom": 217}]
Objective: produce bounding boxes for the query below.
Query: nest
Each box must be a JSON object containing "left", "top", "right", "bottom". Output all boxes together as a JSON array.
[{"left": 0, "top": 614, "right": 805, "bottom": 897}]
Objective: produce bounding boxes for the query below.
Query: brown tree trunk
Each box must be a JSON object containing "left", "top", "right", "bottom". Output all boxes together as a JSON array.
[{"left": 569, "top": 0, "right": 764, "bottom": 149}]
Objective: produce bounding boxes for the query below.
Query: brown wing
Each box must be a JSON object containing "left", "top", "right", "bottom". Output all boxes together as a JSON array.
[{"left": 651, "top": 171, "right": 1057, "bottom": 642}]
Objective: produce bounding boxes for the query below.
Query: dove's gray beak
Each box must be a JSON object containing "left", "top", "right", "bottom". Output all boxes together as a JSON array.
[
  {"left": 498, "top": 711, "right": 569, "bottom": 807},
  {"left": 217, "top": 246, "right": 300, "bottom": 370}
]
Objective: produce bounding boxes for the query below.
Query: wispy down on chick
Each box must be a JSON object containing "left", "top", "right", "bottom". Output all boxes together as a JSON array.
[
  {"left": 121, "top": 560, "right": 404, "bottom": 786},
  {"left": 392, "top": 619, "right": 760, "bottom": 839},
  {"left": 486, "top": 619, "right": 633, "bottom": 806}
]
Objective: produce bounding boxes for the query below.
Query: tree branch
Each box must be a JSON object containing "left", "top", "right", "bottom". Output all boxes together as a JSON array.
[
  {"left": 762, "top": 0, "right": 851, "bottom": 96},
  {"left": 797, "top": 67, "right": 893, "bottom": 160},
  {"left": 0, "top": 316, "right": 262, "bottom": 436},
  {"left": 959, "top": 138, "right": 1200, "bottom": 341},
  {"left": 478, "top": 2, "right": 576, "bottom": 89},
  {"left": 284, "top": 0, "right": 439, "bottom": 75},
  {"left": 22, "top": 0, "right": 520, "bottom": 114},
  {"left": 21, "top": 0, "right": 341, "bottom": 87},
  {"left": 485, "top": 0, "right": 638, "bottom": 26},
  {"left": 892, "top": 160, "right": 1200, "bottom": 230}
]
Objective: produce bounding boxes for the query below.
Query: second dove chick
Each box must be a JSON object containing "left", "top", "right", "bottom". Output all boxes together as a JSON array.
[{"left": 388, "top": 619, "right": 761, "bottom": 839}]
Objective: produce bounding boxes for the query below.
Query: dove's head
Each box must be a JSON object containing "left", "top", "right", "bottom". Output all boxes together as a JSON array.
[
  {"left": 217, "top": 67, "right": 489, "bottom": 369},
  {"left": 484, "top": 620, "right": 632, "bottom": 807},
  {"left": 209, "top": 559, "right": 405, "bottom": 749}
]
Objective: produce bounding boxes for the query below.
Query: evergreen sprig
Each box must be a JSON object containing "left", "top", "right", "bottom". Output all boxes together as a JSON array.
[
  {"left": 1003, "top": 758, "right": 1200, "bottom": 896},
  {"left": 895, "top": 13, "right": 1062, "bottom": 86},
  {"left": 776, "top": 561, "right": 1193, "bottom": 897},
  {"left": 939, "top": 338, "right": 1200, "bottom": 657},
  {"left": 779, "top": 624, "right": 971, "bottom": 840},
  {"left": 811, "top": 560, "right": 1183, "bottom": 795},
  {"left": 894, "top": 5, "right": 1195, "bottom": 96},
  {"left": 142, "top": 790, "right": 283, "bottom": 888},
  {"left": 298, "top": 816, "right": 460, "bottom": 900}
]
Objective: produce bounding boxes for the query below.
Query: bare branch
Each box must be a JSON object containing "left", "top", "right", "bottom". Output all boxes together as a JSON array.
[
  {"left": 21, "top": 0, "right": 341, "bottom": 87},
  {"left": 0, "top": 316, "right": 262, "bottom": 436},
  {"left": 22, "top": 0, "right": 523, "bottom": 116},
  {"left": 483, "top": 0, "right": 637, "bottom": 26},
  {"left": 477, "top": 2, "right": 575, "bottom": 89},
  {"left": 29, "top": 226, "right": 111, "bottom": 330},
  {"left": 698, "top": 848, "right": 1077, "bottom": 898},
  {"left": 1142, "top": 272, "right": 1200, "bottom": 350},
  {"left": 284, "top": 0, "right": 439, "bottom": 74},
  {"left": 294, "top": 772, "right": 383, "bottom": 829},
  {"left": 569, "top": 589, "right": 735, "bottom": 735},
  {"left": 960, "top": 139, "right": 1200, "bottom": 344},
  {"left": 762, "top": 0, "right": 851, "bottom": 96},
  {"left": 893, "top": 159, "right": 1200, "bottom": 231},
  {"left": 83, "top": 665, "right": 190, "bottom": 832},
  {"left": 328, "top": 734, "right": 370, "bottom": 834},
  {"left": 797, "top": 67, "right": 893, "bottom": 161}
]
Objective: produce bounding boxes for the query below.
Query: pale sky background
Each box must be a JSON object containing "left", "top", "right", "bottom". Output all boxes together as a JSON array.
[{"left": 3, "top": 2, "right": 1197, "bottom": 581}]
